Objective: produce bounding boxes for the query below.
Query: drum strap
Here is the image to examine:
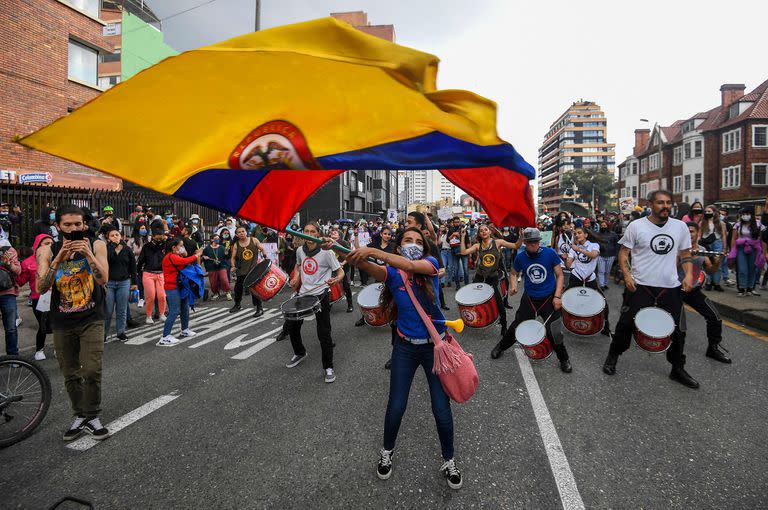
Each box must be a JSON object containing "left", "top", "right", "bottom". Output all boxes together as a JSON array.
[
  {"left": 527, "top": 295, "right": 552, "bottom": 316},
  {"left": 641, "top": 286, "right": 667, "bottom": 306}
]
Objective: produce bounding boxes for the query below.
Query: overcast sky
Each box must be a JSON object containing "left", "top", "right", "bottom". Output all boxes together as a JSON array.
[{"left": 146, "top": 0, "right": 768, "bottom": 185}]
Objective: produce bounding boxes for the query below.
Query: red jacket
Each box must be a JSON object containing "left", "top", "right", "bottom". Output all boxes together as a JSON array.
[{"left": 162, "top": 253, "right": 198, "bottom": 291}]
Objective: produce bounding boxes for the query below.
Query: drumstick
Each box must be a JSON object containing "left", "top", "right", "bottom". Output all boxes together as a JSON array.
[{"left": 286, "top": 227, "right": 380, "bottom": 263}]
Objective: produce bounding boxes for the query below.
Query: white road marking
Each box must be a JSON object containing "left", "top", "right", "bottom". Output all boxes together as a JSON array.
[
  {"left": 124, "top": 308, "right": 222, "bottom": 344},
  {"left": 187, "top": 309, "right": 280, "bottom": 348},
  {"left": 513, "top": 347, "right": 585, "bottom": 510},
  {"left": 129, "top": 306, "right": 222, "bottom": 334},
  {"left": 125, "top": 307, "right": 254, "bottom": 345},
  {"left": 229, "top": 327, "right": 284, "bottom": 359},
  {"left": 66, "top": 392, "right": 181, "bottom": 451}
]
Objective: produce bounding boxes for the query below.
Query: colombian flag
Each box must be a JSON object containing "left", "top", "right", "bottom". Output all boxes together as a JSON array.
[{"left": 18, "top": 17, "right": 535, "bottom": 228}]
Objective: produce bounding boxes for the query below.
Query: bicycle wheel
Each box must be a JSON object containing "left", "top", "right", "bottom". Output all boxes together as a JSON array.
[{"left": 0, "top": 355, "right": 52, "bottom": 448}]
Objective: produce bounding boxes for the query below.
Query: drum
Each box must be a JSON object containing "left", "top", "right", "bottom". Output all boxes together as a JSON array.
[
  {"left": 280, "top": 295, "right": 321, "bottom": 321},
  {"left": 244, "top": 259, "right": 288, "bottom": 301},
  {"left": 456, "top": 283, "right": 498, "bottom": 328},
  {"left": 634, "top": 307, "right": 675, "bottom": 353},
  {"left": 561, "top": 287, "right": 606, "bottom": 336},
  {"left": 329, "top": 281, "right": 344, "bottom": 304},
  {"left": 357, "top": 283, "right": 387, "bottom": 327},
  {"left": 515, "top": 319, "right": 553, "bottom": 361}
]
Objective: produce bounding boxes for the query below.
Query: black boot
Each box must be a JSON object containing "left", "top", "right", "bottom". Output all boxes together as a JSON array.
[
  {"left": 706, "top": 344, "right": 732, "bottom": 364},
  {"left": 559, "top": 359, "right": 572, "bottom": 373},
  {"left": 602, "top": 353, "right": 618, "bottom": 375},
  {"left": 355, "top": 317, "right": 365, "bottom": 327},
  {"left": 346, "top": 303, "right": 354, "bottom": 313},
  {"left": 490, "top": 342, "right": 504, "bottom": 359},
  {"left": 600, "top": 325, "right": 611, "bottom": 337},
  {"left": 229, "top": 304, "right": 242, "bottom": 314},
  {"left": 670, "top": 366, "right": 699, "bottom": 389},
  {"left": 253, "top": 308, "right": 264, "bottom": 318}
]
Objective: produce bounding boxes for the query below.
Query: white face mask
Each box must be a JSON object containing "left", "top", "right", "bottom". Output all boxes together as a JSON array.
[
  {"left": 741, "top": 215, "right": 752, "bottom": 222},
  {"left": 400, "top": 243, "right": 424, "bottom": 261}
]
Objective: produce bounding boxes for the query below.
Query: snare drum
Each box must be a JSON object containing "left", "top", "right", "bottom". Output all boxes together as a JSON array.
[
  {"left": 456, "top": 283, "right": 498, "bottom": 328},
  {"left": 329, "top": 281, "right": 344, "bottom": 304},
  {"left": 357, "top": 283, "right": 387, "bottom": 327},
  {"left": 281, "top": 295, "right": 321, "bottom": 321},
  {"left": 245, "top": 260, "right": 288, "bottom": 301},
  {"left": 561, "top": 287, "right": 606, "bottom": 336},
  {"left": 515, "top": 319, "right": 553, "bottom": 360},
  {"left": 633, "top": 307, "right": 675, "bottom": 353}
]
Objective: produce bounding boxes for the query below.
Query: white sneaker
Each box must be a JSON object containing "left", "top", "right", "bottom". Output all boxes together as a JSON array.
[
  {"left": 145, "top": 317, "right": 154, "bottom": 325},
  {"left": 156, "top": 335, "right": 180, "bottom": 347},
  {"left": 225, "top": 292, "right": 232, "bottom": 301},
  {"left": 159, "top": 315, "right": 167, "bottom": 322},
  {"left": 15, "top": 317, "right": 22, "bottom": 327},
  {"left": 34, "top": 350, "right": 46, "bottom": 361},
  {"left": 209, "top": 294, "right": 219, "bottom": 301},
  {"left": 325, "top": 368, "right": 336, "bottom": 383},
  {"left": 137, "top": 298, "right": 145, "bottom": 308},
  {"left": 181, "top": 329, "right": 197, "bottom": 338}
]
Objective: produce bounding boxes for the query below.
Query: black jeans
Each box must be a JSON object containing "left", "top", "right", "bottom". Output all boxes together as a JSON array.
[
  {"left": 567, "top": 274, "right": 610, "bottom": 331},
  {"left": 288, "top": 293, "right": 334, "bottom": 369},
  {"left": 499, "top": 292, "right": 568, "bottom": 361},
  {"left": 681, "top": 287, "right": 722, "bottom": 348},
  {"left": 609, "top": 285, "right": 686, "bottom": 366},
  {"left": 31, "top": 298, "right": 51, "bottom": 351},
  {"left": 233, "top": 274, "right": 263, "bottom": 310},
  {"left": 472, "top": 272, "right": 507, "bottom": 332},
  {"left": 342, "top": 264, "right": 353, "bottom": 306}
]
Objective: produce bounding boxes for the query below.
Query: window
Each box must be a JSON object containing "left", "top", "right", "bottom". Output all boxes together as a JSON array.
[
  {"left": 97, "top": 75, "right": 120, "bottom": 89},
  {"left": 694, "top": 173, "right": 702, "bottom": 190},
  {"left": 684, "top": 175, "right": 691, "bottom": 191},
  {"left": 722, "top": 128, "right": 742, "bottom": 153},
  {"left": 694, "top": 140, "right": 702, "bottom": 158},
  {"left": 631, "top": 162, "right": 638, "bottom": 174},
  {"left": 640, "top": 183, "right": 647, "bottom": 199},
  {"left": 753, "top": 164, "right": 768, "bottom": 186},
  {"left": 684, "top": 143, "right": 691, "bottom": 159},
  {"left": 754, "top": 125, "right": 768, "bottom": 148},
  {"left": 640, "top": 159, "right": 648, "bottom": 174},
  {"left": 632, "top": 186, "right": 637, "bottom": 198},
  {"left": 68, "top": 39, "right": 98, "bottom": 86},
  {"left": 682, "top": 120, "right": 694, "bottom": 133},
  {"left": 728, "top": 102, "right": 740, "bottom": 120},
  {"left": 102, "top": 49, "right": 121, "bottom": 63},
  {"left": 722, "top": 165, "right": 741, "bottom": 189},
  {"left": 673, "top": 176, "right": 682, "bottom": 193},
  {"left": 649, "top": 153, "right": 661, "bottom": 170},
  {"left": 64, "top": 0, "right": 100, "bottom": 17},
  {"left": 673, "top": 147, "right": 683, "bottom": 165}
]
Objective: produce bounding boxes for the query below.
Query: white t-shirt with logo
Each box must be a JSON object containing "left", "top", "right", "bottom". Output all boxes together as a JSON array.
[
  {"left": 296, "top": 247, "right": 342, "bottom": 297},
  {"left": 567, "top": 241, "right": 600, "bottom": 282},
  {"left": 619, "top": 217, "right": 691, "bottom": 288}
]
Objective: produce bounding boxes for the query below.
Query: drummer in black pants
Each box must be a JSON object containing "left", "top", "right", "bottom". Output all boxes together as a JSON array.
[
  {"left": 490, "top": 228, "right": 572, "bottom": 373},
  {"left": 284, "top": 223, "right": 344, "bottom": 384},
  {"left": 565, "top": 224, "right": 611, "bottom": 336},
  {"left": 602, "top": 190, "right": 698, "bottom": 388},
  {"left": 459, "top": 224, "right": 519, "bottom": 337}
]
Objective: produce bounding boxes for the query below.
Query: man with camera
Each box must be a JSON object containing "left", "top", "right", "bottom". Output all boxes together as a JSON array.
[{"left": 36, "top": 204, "right": 111, "bottom": 441}]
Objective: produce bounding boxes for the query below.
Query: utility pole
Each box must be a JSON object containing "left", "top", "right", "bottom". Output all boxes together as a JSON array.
[{"left": 254, "top": 0, "right": 261, "bottom": 31}]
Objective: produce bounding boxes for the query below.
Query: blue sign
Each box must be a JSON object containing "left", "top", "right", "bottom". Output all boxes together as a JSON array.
[{"left": 19, "top": 173, "right": 51, "bottom": 184}]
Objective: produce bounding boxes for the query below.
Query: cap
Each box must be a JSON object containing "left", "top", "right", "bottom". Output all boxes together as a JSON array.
[
  {"left": 190, "top": 214, "right": 200, "bottom": 220},
  {"left": 522, "top": 227, "right": 542, "bottom": 242},
  {"left": 103, "top": 205, "right": 114, "bottom": 212}
]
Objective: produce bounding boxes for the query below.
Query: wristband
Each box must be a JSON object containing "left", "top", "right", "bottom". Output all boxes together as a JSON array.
[{"left": 554, "top": 295, "right": 562, "bottom": 299}]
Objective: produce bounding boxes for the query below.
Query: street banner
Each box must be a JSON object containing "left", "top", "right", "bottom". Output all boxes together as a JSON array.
[
  {"left": 438, "top": 207, "right": 452, "bottom": 221},
  {"left": 387, "top": 209, "right": 397, "bottom": 222},
  {"left": 357, "top": 231, "right": 371, "bottom": 247}
]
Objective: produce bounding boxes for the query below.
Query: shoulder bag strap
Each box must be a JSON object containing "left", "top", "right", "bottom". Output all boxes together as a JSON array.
[{"left": 397, "top": 269, "right": 442, "bottom": 344}]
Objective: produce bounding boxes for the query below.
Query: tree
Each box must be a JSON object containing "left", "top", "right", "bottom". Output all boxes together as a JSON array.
[{"left": 563, "top": 167, "right": 616, "bottom": 212}]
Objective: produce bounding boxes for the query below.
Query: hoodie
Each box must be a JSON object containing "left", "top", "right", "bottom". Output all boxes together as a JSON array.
[
  {"left": 16, "top": 234, "right": 52, "bottom": 299},
  {"left": 32, "top": 206, "right": 59, "bottom": 242}
]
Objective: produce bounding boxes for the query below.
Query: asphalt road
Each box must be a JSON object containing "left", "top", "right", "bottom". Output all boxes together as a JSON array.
[{"left": 2, "top": 279, "right": 767, "bottom": 509}]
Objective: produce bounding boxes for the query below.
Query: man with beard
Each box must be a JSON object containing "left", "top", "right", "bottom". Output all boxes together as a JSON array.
[{"left": 602, "top": 190, "right": 697, "bottom": 388}]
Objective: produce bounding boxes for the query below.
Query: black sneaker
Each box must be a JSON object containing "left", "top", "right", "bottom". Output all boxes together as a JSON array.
[
  {"left": 355, "top": 317, "right": 365, "bottom": 327},
  {"left": 559, "top": 359, "right": 572, "bottom": 373},
  {"left": 229, "top": 304, "right": 242, "bottom": 314},
  {"left": 83, "top": 417, "right": 110, "bottom": 440},
  {"left": 440, "top": 458, "right": 463, "bottom": 489},
  {"left": 253, "top": 309, "right": 264, "bottom": 318},
  {"left": 63, "top": 416, "right": 86, "bottom": 441},
  {"left": 346, "top": 305, "right": 354, "bottom": 313},
  {"left": 116, "top": 332, "right": 128, "bottom": 342},
  {"left": 286, "top": 353, "right": 307, "bottom": 368},
  {"left": 377, "top": 448, "right": 394, "bottom": 480},
  {"left": 602, "top": 353, "right": 618, "bottom": 375},
  {"left": 713, "top": 285, "right": 724, "bottom": 292}
]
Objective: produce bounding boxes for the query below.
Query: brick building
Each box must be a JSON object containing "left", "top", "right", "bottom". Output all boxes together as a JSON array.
[{"left": 618, "top": 80, "right": 768, "bottom": 215}]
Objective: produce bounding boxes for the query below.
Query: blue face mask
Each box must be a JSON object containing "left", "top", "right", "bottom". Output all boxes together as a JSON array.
[
  {"left": 139, "top": 228, "right": 147, "bottom": 236},
  {"left": 400, "top": 243, "right": 423, "bottom": 261},
  {"left": 49, "top": 212, "right": 56, "bottom": 222}
]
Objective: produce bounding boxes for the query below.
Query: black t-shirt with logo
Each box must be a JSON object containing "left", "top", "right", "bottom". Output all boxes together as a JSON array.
[{"left": 50, "top": 240, "right": 106, "bottom": 330}]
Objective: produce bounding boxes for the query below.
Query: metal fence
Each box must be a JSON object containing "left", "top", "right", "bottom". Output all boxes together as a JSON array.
[{"left": 0, "top": 182, "right": 225, "bottom": 248}]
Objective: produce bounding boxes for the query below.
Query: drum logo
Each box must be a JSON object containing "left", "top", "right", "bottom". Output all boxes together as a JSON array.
[
  {"left": 265, "top": 275, "right": 279, "bottom": 289},
  {"left": 229, "top": 120, "right": 320, "bottom": 170},
  {"left": 572, "top": 319, "right": 590, "bottom": 332},
  {"left": 526, "top": 264, "right": 547, "bottom": 284},
  {"left": 364, "top": 311, "right": 376, "bottom": 323},
  {"left": 650, "top": 234, "right": 675, "bottom": 255},
  {"left": 578, "top": 289, "right": 588, "bottom": 295},
  {"left": 461, "top": 309, "right": 477, "bottom": 324},
  {"left": 302, "top": 257, "right": 318, "bottom": 275}
]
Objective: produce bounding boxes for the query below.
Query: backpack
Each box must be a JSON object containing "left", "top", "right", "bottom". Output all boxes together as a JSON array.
[{"left": 0, "top": 267, "right": 13, "bottom": 291}]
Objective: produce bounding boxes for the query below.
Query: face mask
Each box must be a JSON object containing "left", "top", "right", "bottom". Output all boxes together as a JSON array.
[
  {"left": 400, "top": 243, "right": 423, "bottom": 261},
  {"left": 692, "top": 209, "right": 703, "bottom": 215},
  {"left": 177, "top": 248, "right": 187, "bottom": 256},
  {"left": 192, "top": 219, "right": 199, "bottom": 224},
  {"left": 741, "top": 215, "right": 751, "bottom": 222},
  {"left": 139, "top": 228, "right": 147, "bottom": 235},
  {"left": 704, "top": 213, "right": 713, "bottom": 219},
  {"left": 211, "top": 239, "right": 219, "bottom": 245},
  {"left": 0, "top": 212, "right": 7, "bottom": 217},
  {"left": 49, "top": 212, "right": 56, "bottom": 222}
]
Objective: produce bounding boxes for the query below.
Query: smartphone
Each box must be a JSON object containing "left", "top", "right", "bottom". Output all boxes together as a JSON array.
[{"left": 64, "top": 230, "right": 85, "bottom": 241}]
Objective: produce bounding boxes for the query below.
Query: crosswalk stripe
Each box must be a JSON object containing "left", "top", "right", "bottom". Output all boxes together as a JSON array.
[
  {"left": 125, "top": 307, "right": 254, "bottom": 345},
  {"left": 127, "top": 307, "right": 221, "bottom": 336},
  {"left": 230, "top": 327, "right": 284, "bottom": 359},
  {"left": 187, "top": 309, "right": 281, "bottom": 349}
]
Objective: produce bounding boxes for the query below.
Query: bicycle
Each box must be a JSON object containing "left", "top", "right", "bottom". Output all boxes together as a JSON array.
[{"left": 0, "top": 355, "right": 52, "bottom": 448}]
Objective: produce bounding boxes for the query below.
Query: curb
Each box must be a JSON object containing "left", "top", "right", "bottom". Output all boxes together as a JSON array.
[{"left": 708, "top": 299, "right": 768, "bottom": 332}]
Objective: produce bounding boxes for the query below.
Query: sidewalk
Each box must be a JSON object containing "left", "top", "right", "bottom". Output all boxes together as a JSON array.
[{"left": 699, "top": 278, "right": 768, "bottom": 332}]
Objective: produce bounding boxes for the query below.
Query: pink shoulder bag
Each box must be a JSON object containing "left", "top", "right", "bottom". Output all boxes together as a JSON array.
[{"left": 397, "top": 269, "right": 479, "bottom": 404}]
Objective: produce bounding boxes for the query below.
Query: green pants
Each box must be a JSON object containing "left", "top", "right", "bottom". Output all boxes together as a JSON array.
[{"left": 53, "top": 322, "right": 105, "bottom": 419}]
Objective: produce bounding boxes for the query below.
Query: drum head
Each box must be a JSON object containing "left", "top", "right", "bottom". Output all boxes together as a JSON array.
[
  {"left": 515, "top": 319, "right": 546, "bottom": 347},
  {"left": 635, "top": 307, "right": 675, "bottom": 337},
  {"left": 357, "top": 283, "right": 384, "bottom": 307},
  {"left": 562, "top": 287, "right": 605, "bottom": 317},
  {"left": 456, "top": 283, "right": 494, "bottom": 306},
  {"left": 243, "top": 259, "right": 271, "bottom": 287},
  {"left": 281, "top": 295, "right": 320, "bottom": 313}
]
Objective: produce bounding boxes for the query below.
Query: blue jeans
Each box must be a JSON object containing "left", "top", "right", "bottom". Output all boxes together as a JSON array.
[
  {"left": 736, "top": 247, "right": 757, "bottom": 290},
  {"left": 705, "top": 239, "right": 723, "bottom": 285},
  {"left": 383, "top": 339, "right": 454, "bottom": 460},
  {"left": 163, "top": 289, "right": 189, "bottom": 337},
  {"left": 105, "top": 279, "right": 131, "bottom": 335},
  {"left": 440, "top": 249, "right": 454, "bottom": 285},
  {"left": 452, "top": 254, "right": 467, "bottom": 284},
  {"left": 0, "top": 294, "right": 18, "bottom": 355}
]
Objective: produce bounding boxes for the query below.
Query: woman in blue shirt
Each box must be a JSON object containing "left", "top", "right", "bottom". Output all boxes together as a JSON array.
[{"left": 345, "top": 227, "right": 462, "bottom": 490}]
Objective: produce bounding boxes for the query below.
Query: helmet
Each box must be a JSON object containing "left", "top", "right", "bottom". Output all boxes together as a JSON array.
[{"left": 103, "top": 205, "right": 114, "bottom": 212}]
